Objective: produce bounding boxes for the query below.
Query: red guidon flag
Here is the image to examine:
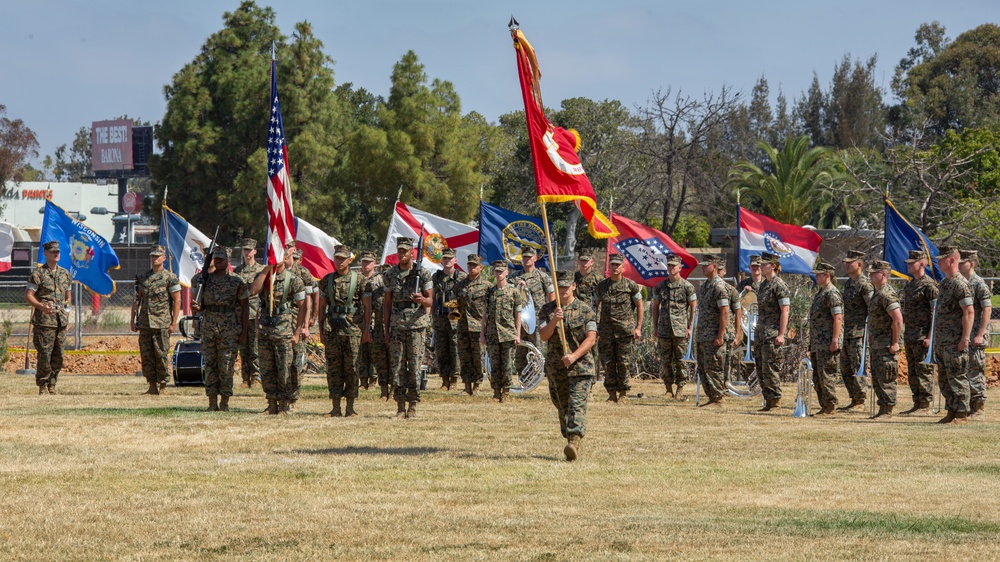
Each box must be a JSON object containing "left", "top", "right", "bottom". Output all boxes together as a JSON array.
[
  {"left": 511, "top": 28, "right": 618, "bottom": 239},
  {"left": 380, "top": 202, "right": 479, "bottom": 272},
  {"left": 265, "top": 53, "right": 295, "bottom": 265}
]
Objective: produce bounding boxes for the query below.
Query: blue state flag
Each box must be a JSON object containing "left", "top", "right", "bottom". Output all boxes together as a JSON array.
[
  {"left": 159, "top": 205, "right": 213, "bottom": 286},
  {"left": 39, "top": 200, "right": 120, "bottom": 295},
  {"left": 478, "top": 202, "right": 550, "bottom": 270},
  {"left": 884, "top": 199, "right": 944, "bottom": 281}
]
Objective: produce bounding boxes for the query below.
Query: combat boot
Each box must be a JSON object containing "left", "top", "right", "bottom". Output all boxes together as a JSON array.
[
  {"left": 379, "top": 384, "right": 390, "bottom": 401},
  {"left": 759, "top": 398, "right": 779, "bottom": 412},
  {"left": 157, "top": 382, "right": 168, "bottom": 395},
  {"left": 814, "top": 404, "right": 836, "bottom": 416},
  {"left": 606, "top": 390, "right": 618, "bottom": 403},
  {"left": 206, "top": 395, "right": 219, "bottom": 412},
  {"left": 439, "top": 377, "right": 450, "bottom": 390},
  {"left": 47, "top": 383, "right": 57, "bottom": 394},
  {"left": 219, "top": 395, "right": 230, "bottom": 412},
  {"left": 406, "top": 402, "right": 417, "bottom": 419},
  {"left": 900, "top": 401, "right": 928, "bottom": 415},
  {"left": 472, "top": 382, "right": 480, "bottom": 396},
  {"left": 837, "top": 398, "right": 865, "bottom": 412},
  {"left": 951, "top": 411, "right": 970, "bottom": 424},
  {"left": 664, "top": 383, "right": 674, "bottom": 397},
  {"left": 493, "top": 388, "right": 502, "bottom": 402},
  {"left": 325, "top": 398, "right": 343, "bottom": 417},
  {"left": 395, "top": 401, "right": 407, "bottom": 419},
  {"left": 143, "top": 382, "right": 158, "bottom": 395},
  {"left": 871, "top": 404, "right": 893, "bottom": 419},
  {"left": 260, "top": 398, "right": 279, "bottom": 415},
  {"left": 345, "top": 397, "right": 358, "bottom": 417},
  {"left": 674, "top": 385, "right": 686, "bottom": 401},
  {"left": 937, "top": 410, "right": 956, "bottom": 424},
  {"left": 564, "top": 435, "right": 581, "bottom": 462},
  {"left": 618, "top": 390, "right": 628, "bottom": 403},
  {"left": 970, "top": 400, "right": 985, "bottom": 419},
  {"left": 287, "top": 399, "right": 298, "bottom": 413},
  {"left": 38, "top": 385, "right": 45, "bottom": 395},
  {"left": 464, "top": 382, "right": 473, "bottom": 396}
]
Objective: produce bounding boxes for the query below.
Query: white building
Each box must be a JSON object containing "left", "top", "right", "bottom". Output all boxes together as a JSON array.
[{"left": 0, "top": 181, "right": 122, "bottom": 241}]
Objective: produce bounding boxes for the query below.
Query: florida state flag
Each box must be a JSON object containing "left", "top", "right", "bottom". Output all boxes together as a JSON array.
[{"left": 511, "top": 28, "right": 618, "bottom": 239}]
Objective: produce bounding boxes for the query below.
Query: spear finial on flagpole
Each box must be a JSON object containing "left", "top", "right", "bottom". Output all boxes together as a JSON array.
[{"left": 508, "top": 15, "right": 519, "bottom": 31}]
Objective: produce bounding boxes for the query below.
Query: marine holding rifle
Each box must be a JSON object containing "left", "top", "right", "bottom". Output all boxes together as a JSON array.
[
  {"left": 132, "top": 244, "right": 182, "bottom": 396},
  {"left": 317, "top": 245, "right": 365, "bottom": 417}
]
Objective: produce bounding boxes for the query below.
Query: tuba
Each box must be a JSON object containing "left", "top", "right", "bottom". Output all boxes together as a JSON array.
[
  {"left": 793, "top": 356, "right": 813, "bottom": 418},
  {"left": 481, "top": 341, "right": 545, "bottom": 393}
]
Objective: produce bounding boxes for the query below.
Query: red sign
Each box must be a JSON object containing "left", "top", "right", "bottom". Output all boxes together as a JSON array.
[
  {"left": 91, "top": 119, "right": 133, "bottom": 171},
  {"left": 122, "top": 192, "right": 141, "bottom": 214}
]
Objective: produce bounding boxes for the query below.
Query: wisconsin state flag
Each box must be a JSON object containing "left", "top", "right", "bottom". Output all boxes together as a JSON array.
[{"left": 511, "top": 28, "right": 618, "bottom": 239}]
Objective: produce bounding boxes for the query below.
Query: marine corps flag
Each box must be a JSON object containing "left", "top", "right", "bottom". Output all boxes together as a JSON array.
[{"left": 511, "top": 27, "right": 618, "bottom": 239}]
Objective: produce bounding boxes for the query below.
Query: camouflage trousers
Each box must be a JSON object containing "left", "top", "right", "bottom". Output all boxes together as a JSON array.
[
  {"left": 487, "top": 339, "right": 515, "bottom": 390},
  {"left": 870, "top": 348, "right": 899, "bottom": 407},
  {"left": 259, "top": 332, "right": 294, "bottom": 401},
  {"left": 935, "top": 345, "right": 970, "bottom": 413},
  {"left": 203, "top": 324, "right": 240, "bottom": 397},
  {"left": 840, "top": 337, "right": 868, "bottom": 403},
  {"left": 238, "top": 322, "right": 259, "bottom": 384},
  {"left": 33, "top": 325, "right": 66, "bottom": 388},
  {"left": 457, "top": 330, "right": 484, "bottom": 384},
  {"left": 287, "top": 337, "right": 306, "bottom": 402},
  {"left": 599, "top": 332, "right": 634, "bottom": 393},
  {"left": 516, "top": 328, "right": 541, "bottom": 377},
  {"left": 810, "top": 349, "right": 840, "bottom": 409},
  {"left": 390, "top": 327, "right": 425, "bottom": 403},
  {"left": 755, "top": 337, "right": 782, "bottom": 401},
  {"left": 546, "top": 370, "right": 594, "bottom": 439},
  {"left": 358, "top": 339, "right": 390, "bottom": 388},
  {"left": 433, "top": 317, "right": 460, "bottom": 380},
  {"left": 325, "top": 332, "right": 360, "bottom": 399},
  {"left": 695, "top": 341, "right": 726, "bottom": 402},
  {"left": 904, "top": 339, "right": 935, "bottom": 404},
  {"left": 657, "top": 334, "right": 688, "bottom": 388},
  {"left": 139, "top": 328, "right": 171, "bottom": 385},
  {"left": 968, "top": 345, "right": 987, "bottom": 406}
]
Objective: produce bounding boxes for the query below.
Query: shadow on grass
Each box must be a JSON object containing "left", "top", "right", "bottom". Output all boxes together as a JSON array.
[
  {"left": 292, "top": 446, "right": 446, "bottom": 456},
  {"left": 57, "top": 407, "right": 209, "bottom": 417}
]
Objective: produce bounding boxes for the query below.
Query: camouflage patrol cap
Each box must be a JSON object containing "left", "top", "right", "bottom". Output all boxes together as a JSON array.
[
  {"left": 760, "top": 252, "right": 781, "bottom": 264},
  {"left": 441, "top": 247, "right": 456, "bottom": 259},
  {"left": 211, "top": 246, "right": 231, "bottom": 260},
  {"left": 960, "top": 249, "right": 979, "bottom": 262},
  {"left": 935, "top": 246, "right": 959, "bottom": 260},
  {"left": 241, "top": 238, "right": 257, "bottom": 250},
  {"left": 284, "top": 239, "right": 297, "bottom": 249},
  {"left": 867, "top": 260, "right": 892, "bottom": 272},
  {"left": 359, "top": 250, "right": 377, "bottom": 262},
  {"left": 698, "top": 254, "right": 723, "bottom": 266},
  {"left": 811, "top": 261, "right": 836, "bottom": 274},
  {"left": 577, "top": 247, "right": 595, "bottom": 260},
  {"left": 842, "top": 250, "right": 866, "bottom": 263},
  {"left": 608, "top": 253, "right": 624, "bottom": 265},
  {"left": 665, "top": 254, "right": 683, "bottom": 266},
  {"left": 748, "top": 254, "right": 762, "bottom": 266},
  {"left": 149, "top": 244, "right": 165, "bottom": 256},
  {"left": 491, "top": 259, "right": 508, "bottom": 271},
  {"left": 334, "top": 245, "right": 352, "bottom": 259},
  {"left": 904, "top": 250, "right": 927, "bottom": 263},
  {"left": 42, "top": 241, "right": 60, "bottom": 252},
  {"left": 556, "top": 270, "right": 576, "bottom": 287},
  {"left": 293, "top": 249, "right": 303, "bottom": 259},
  {"left": 467, "top": 254, "right": 483, "bottom": 266},
  {"left": 396, "top": 237, "right": 414, "bottom": 250},
  {"left": 520, "top": 245, "right": 538, "bottom": 258}
]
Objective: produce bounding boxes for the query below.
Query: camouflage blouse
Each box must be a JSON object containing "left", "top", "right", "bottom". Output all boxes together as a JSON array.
[{"left": 27, "top": 265, "right": 73, "bottom": 328}]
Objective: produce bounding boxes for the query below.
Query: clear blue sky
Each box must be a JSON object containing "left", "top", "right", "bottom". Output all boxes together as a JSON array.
[{"left": 2, "top": 0, "right": 997, "bottom": 166}]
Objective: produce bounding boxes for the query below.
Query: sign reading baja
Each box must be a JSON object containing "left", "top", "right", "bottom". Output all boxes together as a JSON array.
[{"left": 91, "top": 119, "right": 133, "bottom": 171}]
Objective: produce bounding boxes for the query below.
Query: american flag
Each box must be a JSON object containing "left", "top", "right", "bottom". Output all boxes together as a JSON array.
[{"left": 265, "top": 55, "right": 295, "bottom": 265}]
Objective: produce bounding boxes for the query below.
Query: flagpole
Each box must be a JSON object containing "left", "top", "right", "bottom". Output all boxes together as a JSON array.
[{"left": 539, "top": 202, "right": 568, "bottom": 350}]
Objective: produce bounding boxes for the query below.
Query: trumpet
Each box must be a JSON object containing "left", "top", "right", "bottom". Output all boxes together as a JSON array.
[
  {"left": 793, "top": 356, "right": 813, "bottom": 418},
  {"left": 443, "top": 299, "right": 461, "bottom": 321}
]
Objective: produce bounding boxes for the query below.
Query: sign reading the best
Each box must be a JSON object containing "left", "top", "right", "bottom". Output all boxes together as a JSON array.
[{"left": 91, "top": 119, "right": 134, "bottom": 171}]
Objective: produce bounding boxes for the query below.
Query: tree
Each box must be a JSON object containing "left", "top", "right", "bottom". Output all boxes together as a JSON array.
[
  {"left": 0, "top": 104, "right": 39, "bottom": 189},
  {"left": 794, "top": 56, "right": 886, "bottom": 150},
  {"left": 47, "top": 126, "right": 91, "bottom": 182}
]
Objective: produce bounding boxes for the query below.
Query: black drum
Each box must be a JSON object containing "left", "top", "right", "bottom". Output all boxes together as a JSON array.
[{"left": 172, "top": 340, "right": 205, "bottom": 386}]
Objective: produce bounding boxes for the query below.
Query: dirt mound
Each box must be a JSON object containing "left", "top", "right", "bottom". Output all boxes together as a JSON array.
[{"left": 897, "top": 347, "right": 999, "bottom": 388}]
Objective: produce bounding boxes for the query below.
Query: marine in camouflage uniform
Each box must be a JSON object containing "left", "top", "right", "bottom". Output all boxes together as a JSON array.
[
  {"left": 755, "top": 252, "right": 790, "bottom": 411},
  {"left": 250, "top": 254, "right": 307, "bottom": 415},
  {"left": 899, "top": 250, "right": 938, "bottom": 414},
  {"left": 736, "top": 254, "right": 762, "bottom": 384},
  {"left": 866, "top": 260, "right": 903, "bottom": 418},
  {"left": 808, "top": 262, "right": 843, "bottom": 415},
  {"left": 838, "top": 250, "right": 874, "bottom": 411},
  {"left": 383, "top": 237, "right": 434, "bottom": 419},
  {"left": 959, "top": 250, "right": 992, "bottom": 418},
  {"left": 575, "top": 248, "right": 604, "bottom": 379},
  {"left": 510, "top": 246, "right": 554, "bottom": 377},
  {"left": 431, "top": 248, "right": 466, "bottom": 390},
  {"left": 456, "top": 254, "right": 491, "bottom": 395},
  {"left": 596, "top": 253, "right": 643, "bottom": 402},
  {"left": 695, "top": 255, "right": 730, "bottom": 407},
  {"left": 25, "top": 240, "right": 73, "bottom": 394},
  {"left": 932, "top": 246, "right": 975, "bottom": 424},
  {"left": 483, "top": 259, "right": 523, "bottom": 401},
  {"left": 318, "top": 245, "right": 365, "bottom": 417},
  {"left": 360, "top": 252, "right": 391, "bottom": 399},
  {"left": 191, "top": 247, "right": 249, "bottom": 411},
  {"left": 133, "top": 245, "right": 182, "bottom": 395},
  {"left": 717, "top": 263, "right": 741, "bottom": 386},
  {"left": 286, "top": 244, "right": 318, "bottom": 410},
  {"left": 651, "top": 254, "right": 697, "bottom": 399},
  {"left": 234, "top": 238, "right": 265, "bottom": 388},
  {"left": 539, "top": 270, "right": 598, "bottom": 462}
]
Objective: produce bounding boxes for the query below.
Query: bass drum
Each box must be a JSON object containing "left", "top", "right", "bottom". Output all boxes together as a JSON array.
[
  {"left": 172, "top": 340, "right": 205, "bottom": 386},
  {"left": 481, "top": 341, "right": 546, "bottom": 393}
]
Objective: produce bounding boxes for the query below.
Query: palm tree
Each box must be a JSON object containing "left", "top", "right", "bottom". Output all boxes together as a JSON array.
[{"left": 728, "top": 135, "right": 854, "bottom": 227}]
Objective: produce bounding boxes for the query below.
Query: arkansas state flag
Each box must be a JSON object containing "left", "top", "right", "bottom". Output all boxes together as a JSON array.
[
  {"left": 511, "top": 28, "right": 618, "bottom": 239},
  {"left": 606, "top": 213, "right": 698, "bottom": 286},
  {"left": 738, "top": 206, "right": 822, "bottom": 275},
  {"left": 295, "top": 217, "right": 342, "bottom": 280},
  {"left": 380, "top": 202, "right": 479, "bottom": 272}
]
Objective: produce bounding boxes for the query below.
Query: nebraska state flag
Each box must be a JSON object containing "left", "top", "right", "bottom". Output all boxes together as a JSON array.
[
  {"left": 606, "top": 213, "right": 698, "bottom": 286},
  {"left": 511, "top": 28, "right": 618, "bottom": 239}
]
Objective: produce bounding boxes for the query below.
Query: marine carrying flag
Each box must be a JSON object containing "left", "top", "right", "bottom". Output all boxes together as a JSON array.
[
  {"left": 606, "top": 213, "right": 697, "bottom": 286},
  {"left": 265, "top": 52, "right": 296, "bottom": 265},
  {"left": 380, "top": 201, "right": 479, "bottom": 272},
  {"left": 738, "top": 206, "right": 822, "bottom": 275},
  {"left": 159, "top": 205, "right": 212, "bottom": 287},
  {"left": 39, "top": 200, "right": 120, "bottom": 295},
  {"left": 478, "top": 201, "right": 550, "bottom": 270},
  {"left": 510, "top": 28, "right": 618, "bottom": 239},
  {"left": 884, "top": 199, "right": 944, "bottom": 281}
]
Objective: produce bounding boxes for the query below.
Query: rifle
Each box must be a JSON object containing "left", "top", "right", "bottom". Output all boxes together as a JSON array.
[
  {"left": 194, "top": 226, "right": 220, "bottom": 308},
  {"left": 412, "top": 223, "right": 425, "bottom": 295}
]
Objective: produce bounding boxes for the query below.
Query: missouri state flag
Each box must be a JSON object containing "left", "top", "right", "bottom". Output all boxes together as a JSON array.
[
  {"left": 511, "top": 27, "right": 618, "bottom": 239},
  {"left": 380, "top": 202, "right": 479, "bottom": 272},
  {"left": 738, "top": 206, "right": 822, "bottom": 275},
  {"left": 477, "top": 201, "right": 550, "bottom": 271},
  {"left": 606, "top": 213, "right": 697, "bottom": 287},
  {"left": 40, "top": 200, "right": 120, "bottom": 295}
]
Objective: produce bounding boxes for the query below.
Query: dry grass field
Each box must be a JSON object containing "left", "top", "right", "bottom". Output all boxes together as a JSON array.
[{"left": 1, "top": 372, "right": 999, "bottom": 561}]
